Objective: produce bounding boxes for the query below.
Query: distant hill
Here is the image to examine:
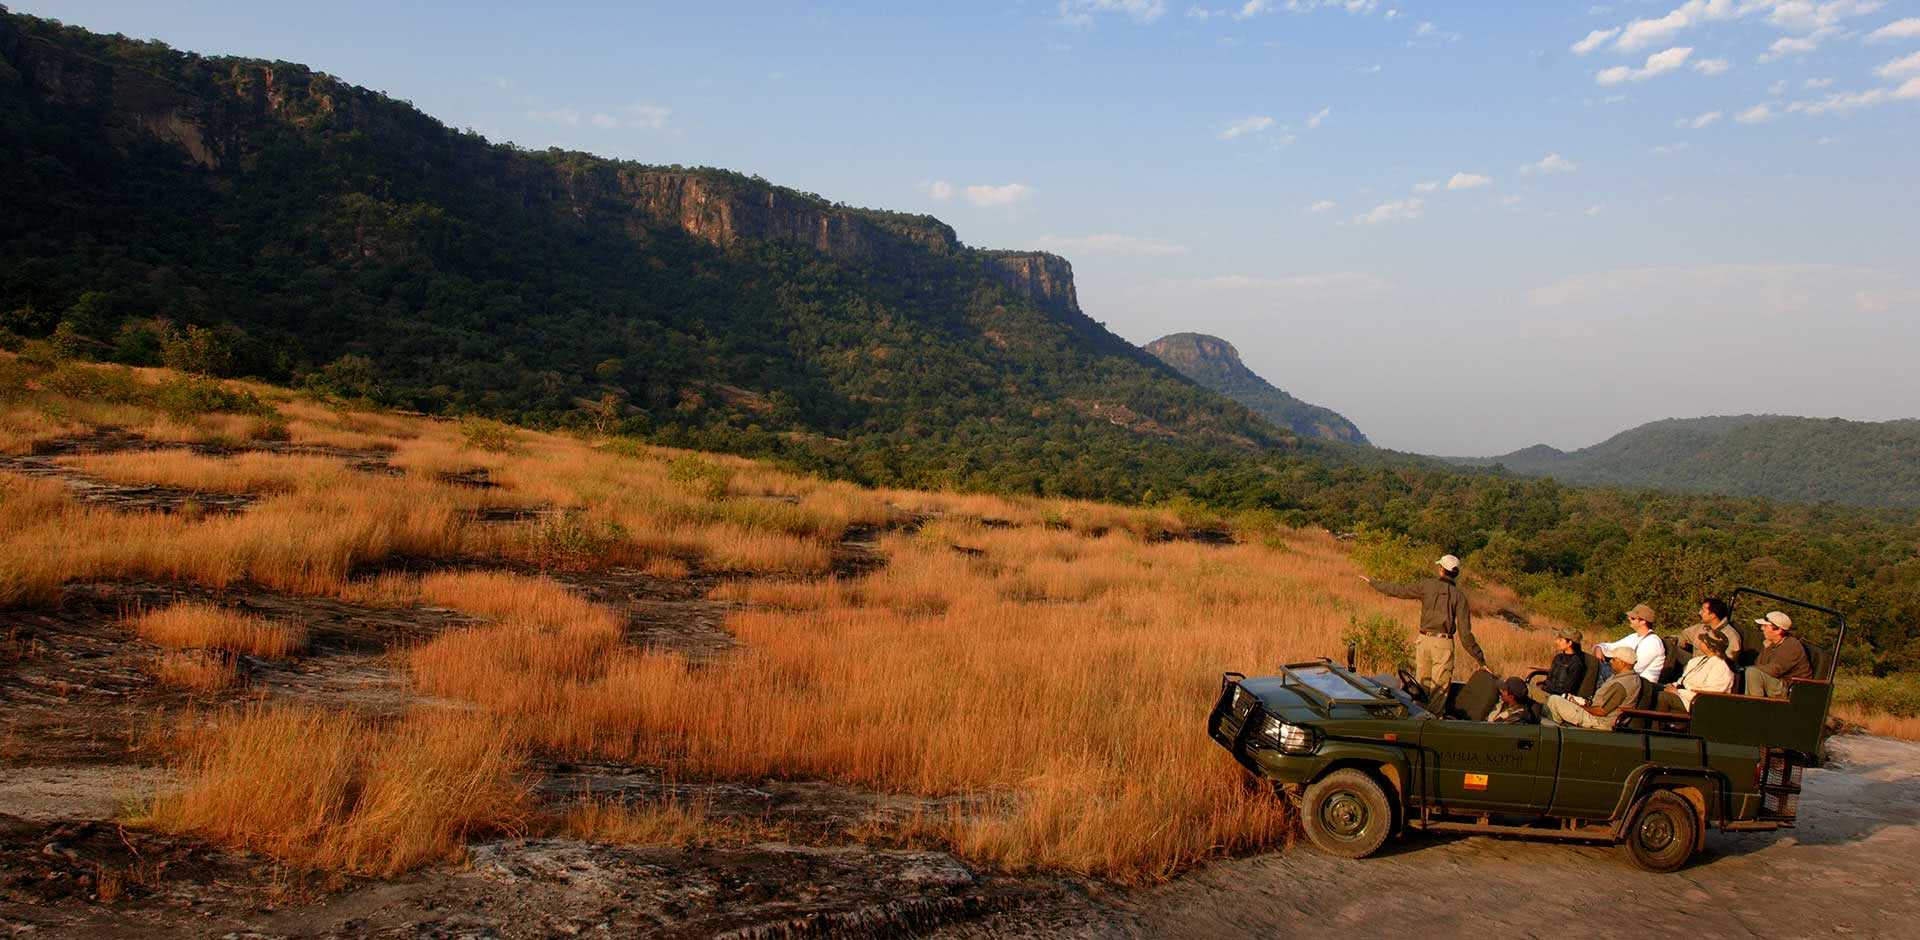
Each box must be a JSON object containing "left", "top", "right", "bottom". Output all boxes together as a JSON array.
[
  {"left": 0, "top": 9, "right": 1312, "bottom": 500},
  {"left": 1143, "top": 333, "right": 1368, "bottom": 445},
  {"left": 1460, "top": 415, "right": 1920, "bottom": 508}
]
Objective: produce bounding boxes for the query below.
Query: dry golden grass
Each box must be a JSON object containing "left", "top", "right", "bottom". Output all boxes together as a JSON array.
[
  {"left": 562, "top": 798, "right": 724, "bottom": 847},
  {"left": 59, "top": 451, "right": 350, "bottom": 494},
  {"left": 143, "top": 705, "right": 528, "bottom": 875},
  {"left": 131, "top": 603, "right": 307, "bottom": 657},
  {"left": 3, "top": 358, "right": 1616, "bottom": 881},
  {"left": 1834, "top": 707, "right": 1920, "bottom": 741},
  {"left": 151, "top": 651, "right": 239, "bottom": 691}
]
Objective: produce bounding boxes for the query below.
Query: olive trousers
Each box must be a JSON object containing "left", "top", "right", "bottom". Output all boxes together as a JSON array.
[
  {"left": 1545, "top": 694, "right": 1613, "bottom": 730},
  {"left": 1415, "top": 633, "right": 1454, "bottom": 700}
]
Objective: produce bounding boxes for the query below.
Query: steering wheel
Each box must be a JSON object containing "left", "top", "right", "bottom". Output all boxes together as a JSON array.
[{"left": 1396, "top": 667, "right": 1426, "bottom": 703}]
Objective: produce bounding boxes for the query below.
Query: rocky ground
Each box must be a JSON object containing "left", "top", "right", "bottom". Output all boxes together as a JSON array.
[{"left": 4, "top": 434, "right": 1917, "bottom": 938}]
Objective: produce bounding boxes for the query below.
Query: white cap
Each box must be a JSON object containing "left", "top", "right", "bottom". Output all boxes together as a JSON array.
[
  {"left": 1436, "top": 554, "right": 1461, "bottom": 572},
  {"left": 1755, "top": 611, "right": 1793, "bottom": 632}
]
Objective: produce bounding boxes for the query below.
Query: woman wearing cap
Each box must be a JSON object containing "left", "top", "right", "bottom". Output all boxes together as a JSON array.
[
  {"left": 1361, "top": 554, "right": 1486, "bottom": 700},
  {"left": 1662, "top": 627, "right": 1734, "bottom": 711},
  {"left": 1541, "top": 626, "right": 1588, "bottom": 698},
  {"left": 1746, "top": 611, "right": 1813, "bottom": 698}
]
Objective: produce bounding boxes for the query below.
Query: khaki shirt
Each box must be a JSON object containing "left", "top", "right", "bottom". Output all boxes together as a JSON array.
[
  {"left": 1680, "top": 620, "right": 1743, "bottom": 658},
  {"left": 1589, "top": 671, "right": 1644, "bottom": 717}
]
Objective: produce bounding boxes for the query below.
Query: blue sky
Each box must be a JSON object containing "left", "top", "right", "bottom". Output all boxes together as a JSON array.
[{"left": 15, "top": 0, "right": 1920, "bottom": 453}]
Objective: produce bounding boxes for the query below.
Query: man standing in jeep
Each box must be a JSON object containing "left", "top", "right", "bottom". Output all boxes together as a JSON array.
[{"left": 1362, "top": 554, "right": 1484, "bottom": 698}]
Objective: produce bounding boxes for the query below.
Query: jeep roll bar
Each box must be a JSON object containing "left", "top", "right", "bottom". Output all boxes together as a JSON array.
[{"left": 1730, "top": 586, "right": 1846, "bottom": 682}]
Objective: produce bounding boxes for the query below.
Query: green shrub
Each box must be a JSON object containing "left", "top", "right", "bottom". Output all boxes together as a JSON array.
[
  {"left": 1528, "top": 584, "right": 1591, "bottom": 629},
  {"left": 42, "top": 362, "right": 148, "bottom": 404},
  {"left": 1350, "top": 526, "right": 1441, "bottom": 582},
  {"left": 519, "top": 509, "right": 630, "bottom": 565},
  {"left": 459, "top": 418, "right": 520, "bottom": 453},
  {"left": 1835, "top": 675, "right": 1920, "bottom": 718},
  {"left": 667, "top": 455, "right": 732, "bottom": 501},
  {"left": 1341, "top": 612, "right": 1413, "bottom": 673},
  {"left": 153, "top": 376, "right": 272, "bottom": 417}
]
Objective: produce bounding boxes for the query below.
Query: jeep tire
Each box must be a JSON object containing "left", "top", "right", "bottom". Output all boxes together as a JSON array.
[
  {"left": 1624, "top": 790, "right": 1698, "bottom": 873},
  {"left": 1301, "top": 768, "right": 1393, "bottom": 859}
]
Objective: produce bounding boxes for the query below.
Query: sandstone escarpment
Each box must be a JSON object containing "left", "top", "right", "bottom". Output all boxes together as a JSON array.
[{"left": 985, "top": 252, "right": 1080, "bottom": 314}]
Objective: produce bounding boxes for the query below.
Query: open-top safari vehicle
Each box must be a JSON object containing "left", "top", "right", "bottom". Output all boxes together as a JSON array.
[{"left": 1208, "top": 588, "right": 1843, "bottom": 871}]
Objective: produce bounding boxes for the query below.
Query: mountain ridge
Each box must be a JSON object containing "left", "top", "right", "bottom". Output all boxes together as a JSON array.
[
  {"left": 1455, "top": 413, "right": 1920, "bottom": 508},
  {"left": 0, "top": 8, "right": 1315, "bottom": 500},
  {"left": 1143, "top": 332, "right": 1368, "bottom": 446}
]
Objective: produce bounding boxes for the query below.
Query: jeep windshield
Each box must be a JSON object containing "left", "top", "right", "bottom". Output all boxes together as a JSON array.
[{"left": 1281, "top": 663, "right": 1392, "bottom": 705}]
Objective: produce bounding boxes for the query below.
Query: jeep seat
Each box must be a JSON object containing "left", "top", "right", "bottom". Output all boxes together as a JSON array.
[
  {"left": 1576, "top": 651, "right": 1604, "bottom": 699},
  {"left": 1450, "top": 669, "right": 1499, "bottom": 721}
]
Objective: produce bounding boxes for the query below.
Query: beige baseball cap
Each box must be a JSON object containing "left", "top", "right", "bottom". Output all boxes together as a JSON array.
[
  {"left": 1756, "top": 611, "right": 1794, "bottom": 632},
  {"left": 1436, "top": 554, "right": 1461, "bottom": 572},
  {"left": 1625, "top": 603, "right": 1658, "bottom": 624}
]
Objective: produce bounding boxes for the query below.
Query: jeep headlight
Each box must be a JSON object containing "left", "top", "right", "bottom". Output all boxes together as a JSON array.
[{"left": 1263, "top": 717, "right": 1320, "bottom": 755}]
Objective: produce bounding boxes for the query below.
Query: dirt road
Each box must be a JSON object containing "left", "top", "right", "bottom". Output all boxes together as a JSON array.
[{"left": 947, "top": 733, "right": 1920, "bottom": 938}]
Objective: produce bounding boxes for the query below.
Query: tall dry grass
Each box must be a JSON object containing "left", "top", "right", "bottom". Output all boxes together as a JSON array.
[
  {"left": 131, "top": 603, "right": 307, "bottom": 657},
  {"left": 143, "top": 705, "right": 528, "bottom": 875},
  {"left": 57, "top": 451, "right": 350, "bottom": 494},
  {"left": 399, "top": 521, "right": 1551, "bottom": 881}
]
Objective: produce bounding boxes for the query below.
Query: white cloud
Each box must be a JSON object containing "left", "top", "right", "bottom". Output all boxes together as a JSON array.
[
  {"left": 1877, "top": 51, "right": 1920, "bottom": 79},
  {"left": 614, "top": 103, "right": 671, "bottom": 129},
  {"left": 1677, "top": 110, "right": 1722, "bottom": 127},
  {"left": 964, "top": 183, "right": 1033, "bottom": 207},
  {"left": 1234, "top": 0, "right": 1270, "bottom": 18},
  {"left": 1867, "top": 17, "right": 1920, "bottom": 41},
  {"left": 1692, "top": 57, "right": 1732, "bottom": 74},
  {"left": 1571, "top": 27, "right": 1620, "bottom": 55},
  {"left": 921, "top": 180, "right": 955, "bottom": 201},
  {"left": 1170, "top": 271, "right": 1392, "bottom": 298},
  {"left": 528, "top": 107, "right": 584, "bottom": 127},
  {"left": 1032, "top": 233, "right": 1189, "bottom": 256},
  {"left": 1804, "top": 76, "right": 1835, "bottom": 88},
  {"left": 1219, "top": 115, "right": 1276, "bottom": 139},
  {"left": 1601, "top": 1, "right": 1882, "bottom": 54},
  {"left": 1354, "top": 197, "right": 1425, "bottom": 224},
  {"left": 1584, "top": 204, "right": 1606, "bottom": 217},
  {"left": 1415, "top": 21, "right": 1437, "bottom": 35},
  {"left": 1765, "top": 0, "right": 1884, "bottom": 33},
  {"left": 1446, "top": 172, "right": 1493, "bottom": 190},
  {"left": 1307, "top": 106, "right": 1332, "bottom": 128},
  {"left": 1596, "top": 46, "right": 1693, "bottom": 84},
  {"left": 1528, "top": 263, "right": 1915, "bottom": 319},
  {"left": 1760, "top": 34, "right": 1821, "bottom": 60},
  {"left": 1769, "top": 79, "right": 1790, "bottom": 94},
  {"left": 1059, "top": 0, "right": 1167, "bottom": 26},
  {"left": 1651, "top": 141, "right": 1693, "bottom": 154},
  {"left": 1385, "top": 8, "right": 1401, "bottom": 19},
  {"left": 1308, "top": 199, "right": 1338, "bottom": 212},
  {"left": 1522, "top": 152, "right": 1578, "bottom": 174},
  {"left": 1735, "top": 102, "right": 1777, "bottom": 122},
  {"left": 527, "top": 103, "right": 669, "bottom": 130},
  {"left": 1786, "top": 80, "right": 1920, "bottom": 115},
  {"left": 1412, "top": 180, "right": 1440, "bottom": 193}
]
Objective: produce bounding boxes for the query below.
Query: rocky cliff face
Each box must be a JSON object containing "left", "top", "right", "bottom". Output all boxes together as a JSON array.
[
  {"left": 984, "top": 252, "right": 1080, "bottom": 314},
  {"left": 1145, "top": 332, "right": 1369, "bottom": 446},
  {"left": 2, "top": 13, "right": 1085, "bottom": 319}
]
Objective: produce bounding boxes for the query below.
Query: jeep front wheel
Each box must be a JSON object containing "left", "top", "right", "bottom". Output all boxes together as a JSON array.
[
  {"left": 1624, "top": 790, "right": 1698, "bottom": 872},
  {"left": 1300, "top": 768, "right": 1393, "bottom": 859}
]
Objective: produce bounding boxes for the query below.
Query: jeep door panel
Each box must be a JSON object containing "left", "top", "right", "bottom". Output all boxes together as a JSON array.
[{"left": 1419, "top": 721, "right": 1547, "bottom": 813}]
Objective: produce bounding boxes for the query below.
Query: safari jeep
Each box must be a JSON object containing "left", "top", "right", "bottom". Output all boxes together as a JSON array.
[{"left": 1208, "top": 588, "right": 1843, "bottom": 871}]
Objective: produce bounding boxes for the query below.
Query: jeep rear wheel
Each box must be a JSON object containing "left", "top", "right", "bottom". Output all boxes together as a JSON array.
[
  {"left": 1624, "top": 790, "right": 1698, "bottom": 873},
  {"left": 1301, "top": 768, "right": 1393, "bottom": 859}
]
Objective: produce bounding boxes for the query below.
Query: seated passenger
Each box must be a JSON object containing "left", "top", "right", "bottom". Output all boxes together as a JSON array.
[
  {"left": 1679, "top": 596, "right": 1743, "bottom": 659},
  {"left": 1660, "top": 627, "right": 1734, "bottom": 711},
  {"left": 1541, "top": 626, "right": 1588, "bottom": 695},
  {"left": 1744, "top": 610, "right": 1813, "bottom": 698},
  {"left": 1488, "top": 677, "right": 1538, "bottom": 724},
  {"left": 1543, "top": 648, "right": 1644, "bottom": 730},
  {"left": 1594, "top": 603, "right": 1665, "bottom": 682}
]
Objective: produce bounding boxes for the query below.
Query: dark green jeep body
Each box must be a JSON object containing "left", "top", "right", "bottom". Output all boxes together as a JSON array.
[{"left": 1208, "top": 588, "right": 1840, "bottom": 871}]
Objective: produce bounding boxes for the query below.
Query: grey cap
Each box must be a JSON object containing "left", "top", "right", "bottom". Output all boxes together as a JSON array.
[
  {"left": 1756, "top": 610, "right": 1794, "bottom": 632},
  {"left": 1554, "top": 626, "right": 1583, "bottom": 641}
]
